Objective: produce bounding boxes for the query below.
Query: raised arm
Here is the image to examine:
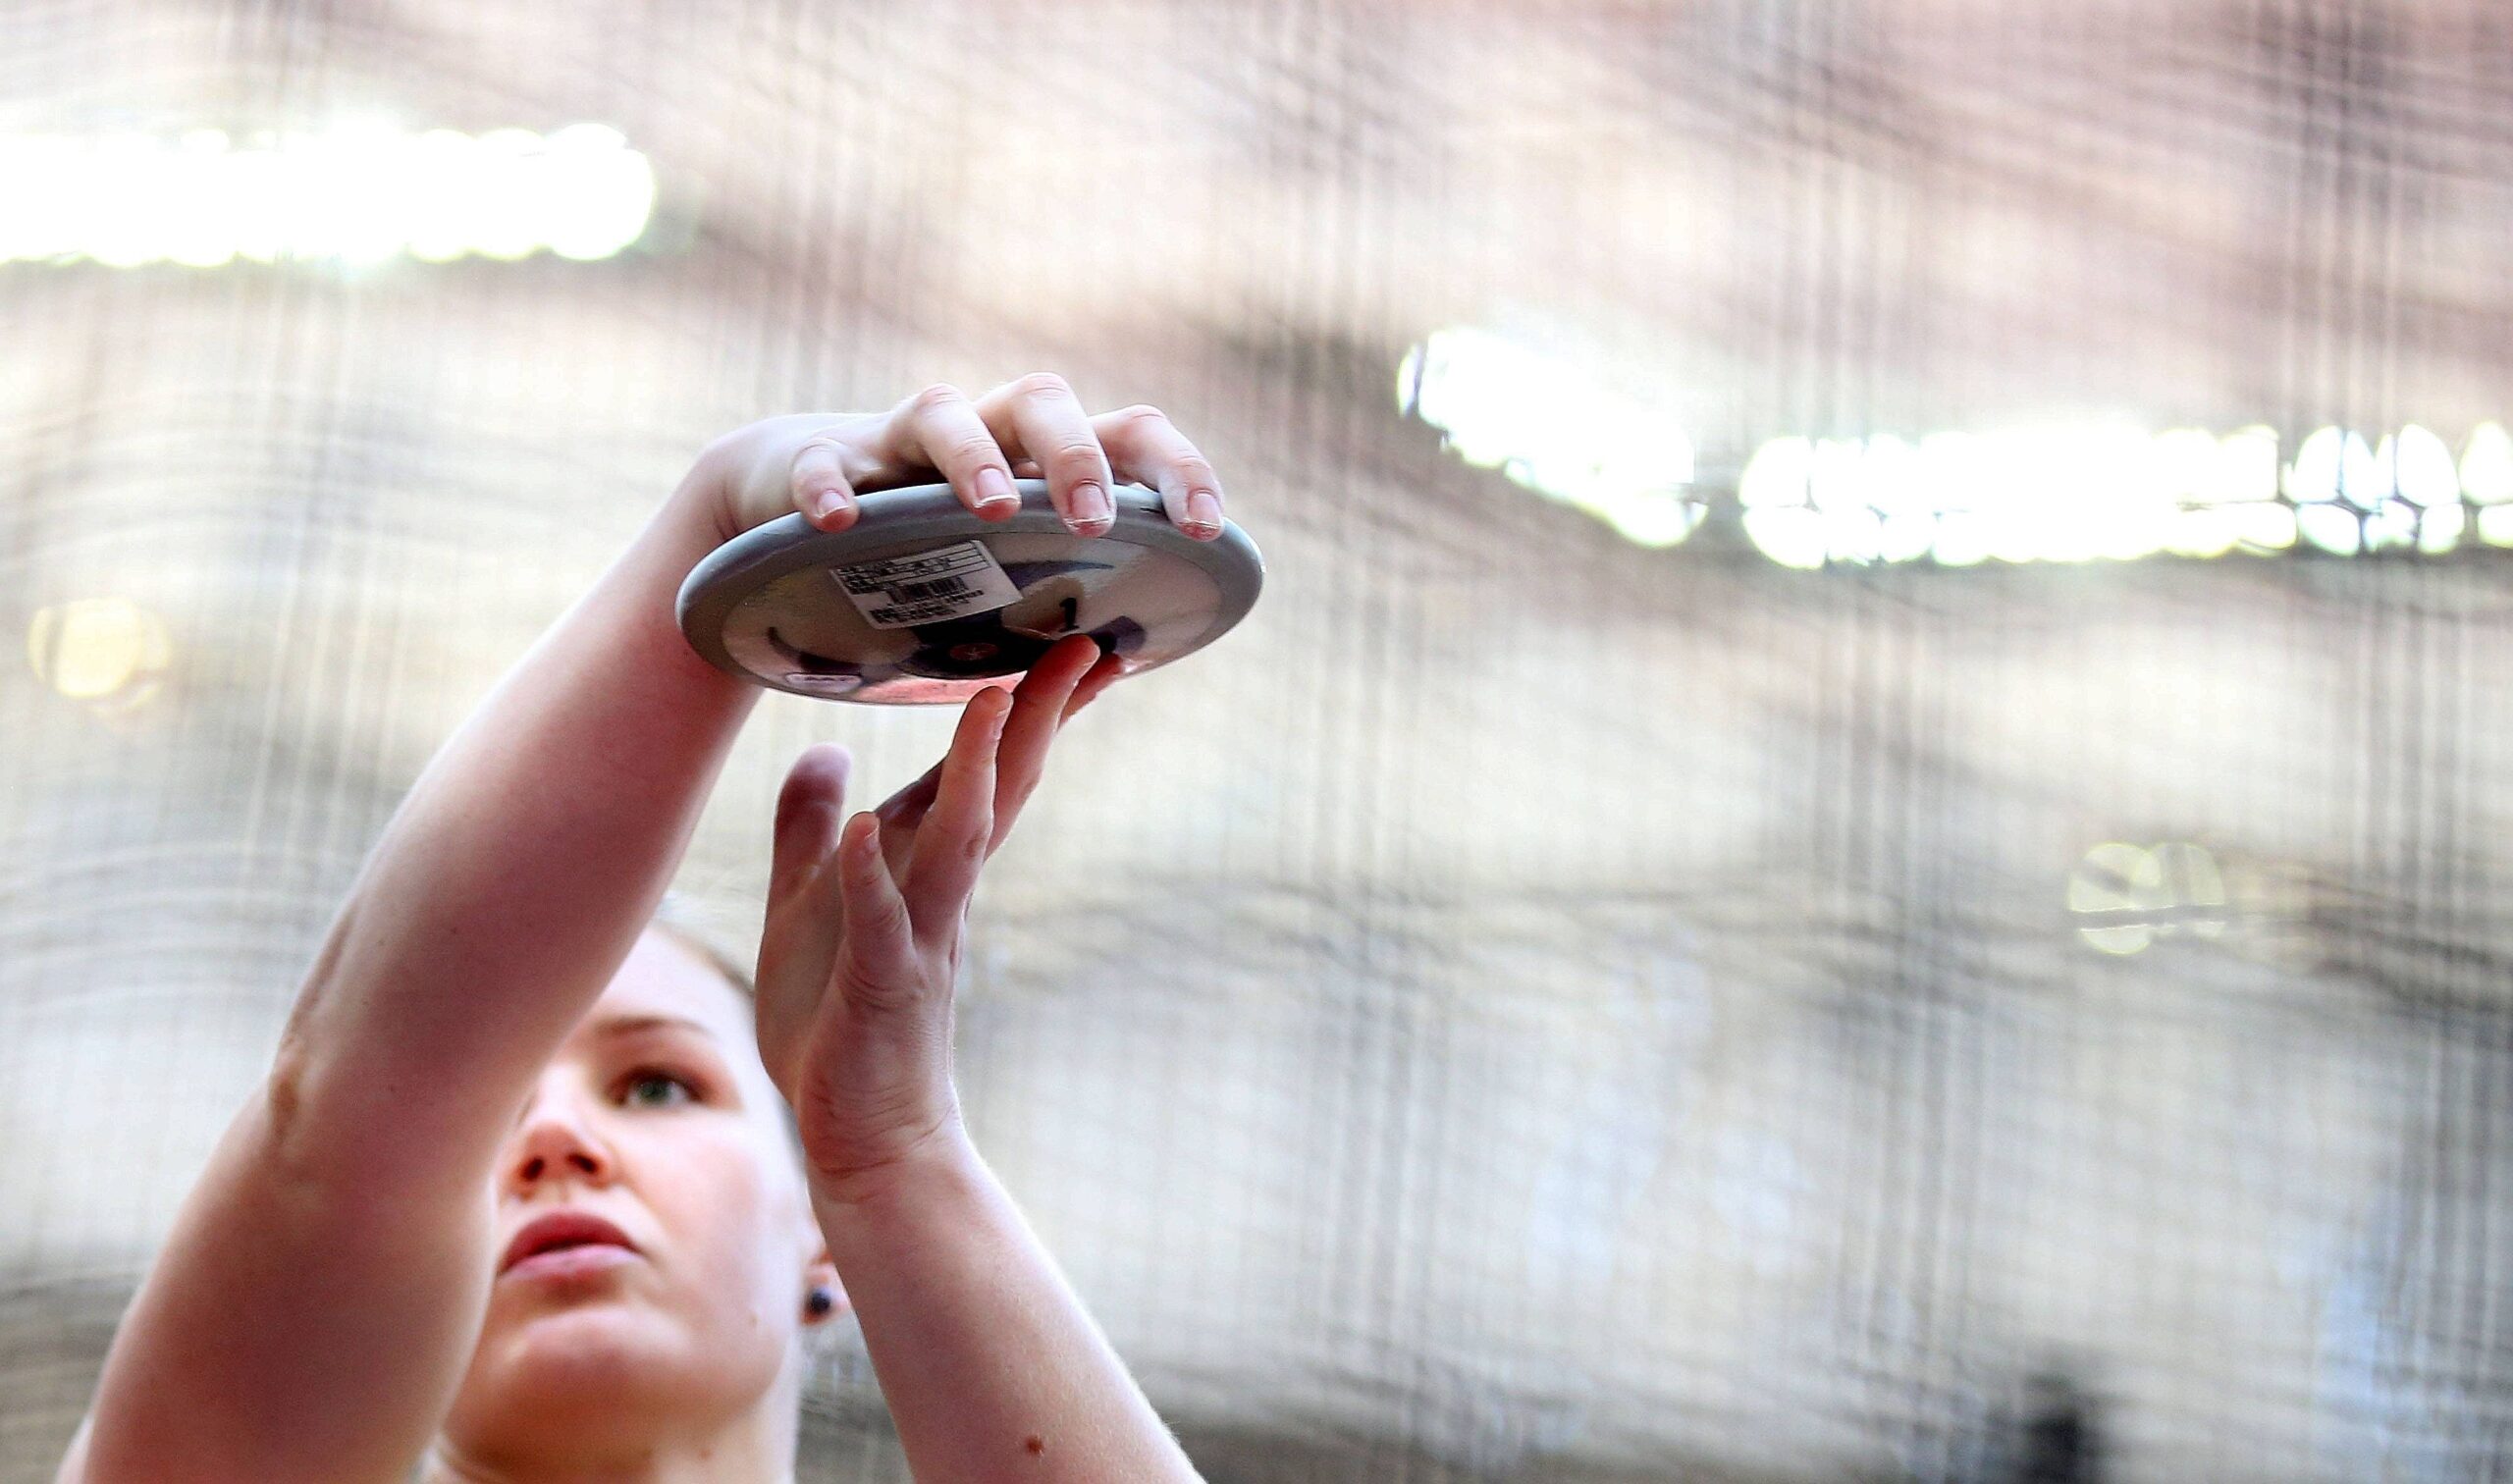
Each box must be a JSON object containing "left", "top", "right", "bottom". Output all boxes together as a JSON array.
[
  {"left": 65, "top": 374, "right": 1211, "bottom": 1483},
  {"left": 755, "top": 641, "right": 1202, "bottom": 1482}
]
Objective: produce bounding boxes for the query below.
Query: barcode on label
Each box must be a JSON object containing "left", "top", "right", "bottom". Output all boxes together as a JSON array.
[{"left": 832, "top": 541, "right": 1023, "bottom": 630}]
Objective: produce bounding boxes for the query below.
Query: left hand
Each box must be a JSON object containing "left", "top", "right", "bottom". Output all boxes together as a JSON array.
[
  {"left": 688, "top": 374, "right": 1230, "bottom": 543},
  {"left": 750, "top": 634, "right": 1118, "bottom": 1200}
]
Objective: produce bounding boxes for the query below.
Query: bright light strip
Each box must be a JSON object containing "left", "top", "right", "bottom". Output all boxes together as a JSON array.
[
  {"left": 1399, "top": 327, "right": 1703, "bottom": 548},
  {"left": 1738, "top": 421, "right": 2504, "bottom": 569},
  {"left": 0, "top": 123, "right": 656, "bottom": 267},
  {"left": 1399, "top": 333, "right": 2513, "bottom": 568}
]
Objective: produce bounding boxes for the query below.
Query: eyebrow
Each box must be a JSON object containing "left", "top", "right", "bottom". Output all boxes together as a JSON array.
[{"left": 588, "top": 1013, "right": 719, "bottom": 1041}]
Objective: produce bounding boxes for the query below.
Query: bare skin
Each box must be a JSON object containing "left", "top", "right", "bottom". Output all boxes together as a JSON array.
[
  {"left": 59, "top": 375, "right": 1217, "bottom": 1483},
  {"left": 428, "top": 930, "right": 837, "bottom": 1483}
]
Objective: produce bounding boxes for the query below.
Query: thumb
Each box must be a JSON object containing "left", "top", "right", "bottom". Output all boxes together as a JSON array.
[{"left": 768, "top": 744, "right": 852, "bottom": 907}]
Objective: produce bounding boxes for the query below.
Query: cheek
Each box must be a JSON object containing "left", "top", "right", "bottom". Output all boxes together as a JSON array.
[{"left": 638, "top": 1123, "right": 797, "bottom": 1307}]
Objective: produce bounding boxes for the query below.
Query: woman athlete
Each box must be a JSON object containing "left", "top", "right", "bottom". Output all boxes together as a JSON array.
[{"left": 56, "top": 374, "right": 1226, "bottom": 1482}]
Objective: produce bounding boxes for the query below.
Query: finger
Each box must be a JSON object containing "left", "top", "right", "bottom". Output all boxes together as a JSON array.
[
  {"left": 987, "top": 636, "right": 1099, "bottom": 853},
  {"left": 769, "top": 744, "right": 853, "bottom": 906},
  {"left": 900, "top": 687, "right": 1010, "bottom": 945},
  {"left": 1092, "top": 403, "right": 1226, "bottom": 539},
  {"left": 882, "top": 383, "right": 1022, "bottom": 521},
  {"left": 835, "top": 812, "right": 921, "bottom": 999},
  {"left": 874, "top": 761, "right": 943, "bottom": 874},
  {"left": 974, "top": 372, "right": 1115, "bottom": 536},
  {"left": 789, "top": 434, "right": 862, "bottom": 531},
  {"left": 1062, "top": 649, "right": 1128, "bottom": 720},
  {"left": 875, "top": 640, "right": 1071, "bottom": 862}
]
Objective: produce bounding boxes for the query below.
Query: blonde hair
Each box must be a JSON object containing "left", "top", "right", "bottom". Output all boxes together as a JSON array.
[{"left": 647, "top": 888, "right": 757, "bottom": 999}]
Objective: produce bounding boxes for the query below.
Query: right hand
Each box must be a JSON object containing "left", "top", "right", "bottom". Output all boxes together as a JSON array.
[
  {"left": 748, "top": 635, "right": 1117, "bottom": 1200},
  {"left": 687, "top": 373, "right": 1230, "bottom": 544}
]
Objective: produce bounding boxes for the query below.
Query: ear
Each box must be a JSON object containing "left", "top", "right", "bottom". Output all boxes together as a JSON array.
[{"left": 801, "top": 1246, "right": 849, "bottom": 1326}]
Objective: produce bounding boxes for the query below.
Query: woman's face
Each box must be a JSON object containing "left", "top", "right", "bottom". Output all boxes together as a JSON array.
[{"left": 440, "top": 928, "right": 833, "bottom": 1458}]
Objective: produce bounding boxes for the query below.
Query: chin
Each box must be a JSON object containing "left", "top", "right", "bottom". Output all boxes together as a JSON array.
[
  {"left": 459, "top": 1303, "right": 778, "bottom": 1440},
  {"left": 470, "top": 1304, "right": 685, "bottom": 1418}
]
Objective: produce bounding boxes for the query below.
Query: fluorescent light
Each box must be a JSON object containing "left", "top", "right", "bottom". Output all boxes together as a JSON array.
[
  {"left": 2296, "top": 502, "right": 2362, "bottom": 556},
  {"left": 1600, "top": 488, "right": 1706, "bottom": 549},
  {"left": 2418, "top": 501, "right": 2466, "bottom": 555},
  {"left": 2231, "top": 502, "right": 2297, "bottom": 552},
  {"left": 0, "top": 123, "right": 655, "bottom": 267},
  {"left": 2390, "top": 426, "right": 2459, "bottom": 506},
  {"left": 1732, "top": 421, "right": 2503, "bottom": 569},
  {"left": 27, "top": 598, "right": 171, "bottom": 711},
  {"left": 1402, "top": 331, "right": 2512, "bottom": 569},
  {"left": 1738, "top": 436, "right": 1815, "bottom": 509},
  {"left": 1741, "top": 506, "right": 1827, "bottom": 570},
  {"left": 2284, "top": 426, "right": 2335, "bottom": 504},
  {"left": 2363, "top": 498, "right": 2420, "bottom": 552},
  {"left": 1400, "top": 327, "right": 1703, "bottom": 548},
  {"left": 2463, "top": 423, "right": 2513, "bottom": 504}
]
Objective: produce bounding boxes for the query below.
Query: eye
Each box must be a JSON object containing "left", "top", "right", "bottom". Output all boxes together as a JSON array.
[{"left": 617, "top": 1070, "right": 698, "bottom": 1109}]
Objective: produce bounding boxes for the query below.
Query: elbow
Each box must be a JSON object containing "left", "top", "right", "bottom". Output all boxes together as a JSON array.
[
  {"left": 258, "top": 906, "right": 356, "bottom": 1179},
  {"left": 256, "top": 1031, "right": 325, "bottom": 1183}
]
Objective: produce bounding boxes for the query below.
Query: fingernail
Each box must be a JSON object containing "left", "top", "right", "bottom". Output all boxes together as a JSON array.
[
  {"left": 1184, "top": 489, "right": 1223, "bottom": 538},
  {"left": 976, "top": 466, "right": 1018, "bottom": 514},
  {"left": 1069, "top": 481, "right": 1111, "bottom": 532},
  {"left": 814, "top": 489, "right": 853, "bottom": 523}
]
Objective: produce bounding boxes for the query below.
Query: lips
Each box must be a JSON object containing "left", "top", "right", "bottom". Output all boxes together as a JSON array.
[{"left": 499, "top": 1210, "right": 639, "bottom": 1275}]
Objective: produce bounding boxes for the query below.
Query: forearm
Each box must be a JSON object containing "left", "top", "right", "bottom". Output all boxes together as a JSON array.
[
  {"left": 816, "top": 1138, "right": 1200, "bottom": 1483},
  {"left": 273, "top": 470, "right": 758, "bottom": 1180}
]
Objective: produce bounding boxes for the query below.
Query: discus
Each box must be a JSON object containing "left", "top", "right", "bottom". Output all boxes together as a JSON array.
[{"left": 675, "top": 479, "right": 1263, "bottom": 704}]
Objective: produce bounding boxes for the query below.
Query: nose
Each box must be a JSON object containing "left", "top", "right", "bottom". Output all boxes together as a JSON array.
[{"left": 502, "top": 1080, "right": 617, "bottom": 1196}]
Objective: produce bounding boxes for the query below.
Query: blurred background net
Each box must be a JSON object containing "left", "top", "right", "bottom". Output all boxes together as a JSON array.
[{"left": 6, "top": 1, "right": 2513, "bottom": 1479}]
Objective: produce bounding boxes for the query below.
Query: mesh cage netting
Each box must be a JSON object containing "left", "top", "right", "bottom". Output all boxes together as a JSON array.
[{"left": 6, "top": 1, "right": 2513, "bottom": 1480}]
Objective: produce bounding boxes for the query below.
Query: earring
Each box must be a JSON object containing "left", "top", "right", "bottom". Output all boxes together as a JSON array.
[{"left": 805, "top": 1286, "right": 835, "bottom": 1318}]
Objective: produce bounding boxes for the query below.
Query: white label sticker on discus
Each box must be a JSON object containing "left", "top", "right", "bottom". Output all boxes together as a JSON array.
[{"left": 832, "top": 541, "right": 1023, "bottom": 630}]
